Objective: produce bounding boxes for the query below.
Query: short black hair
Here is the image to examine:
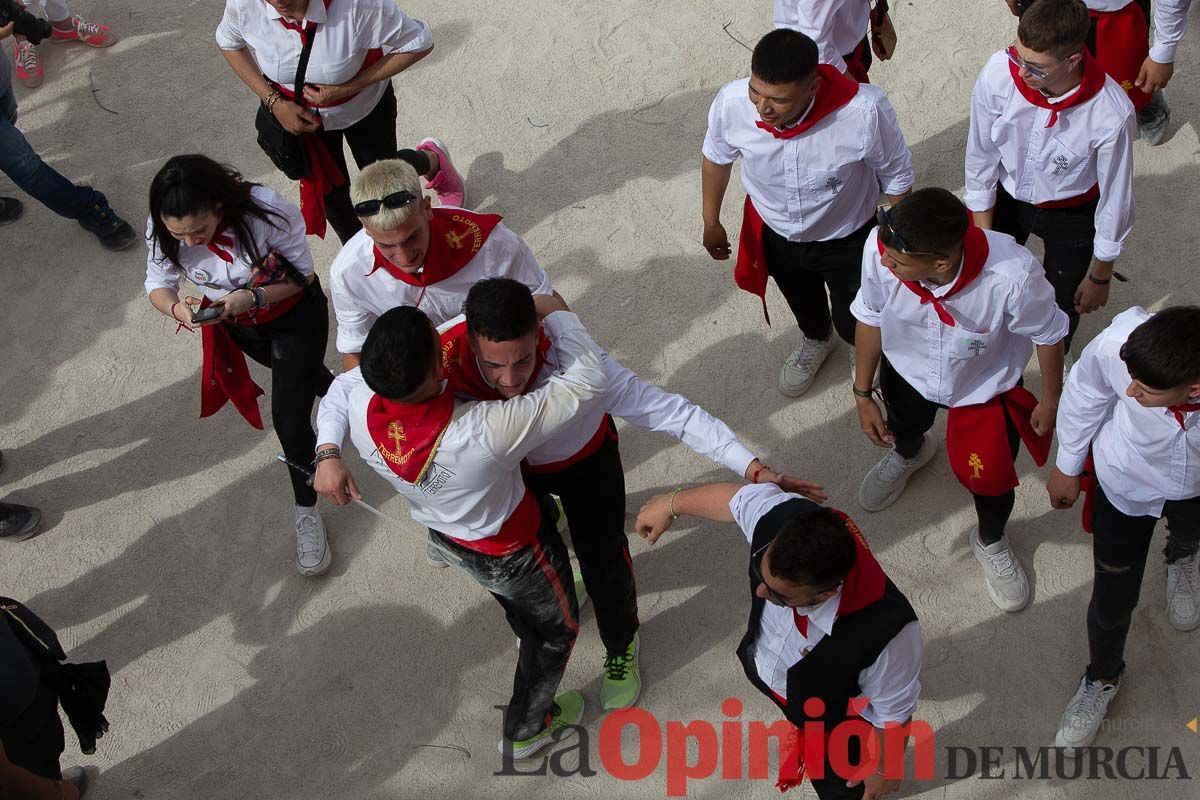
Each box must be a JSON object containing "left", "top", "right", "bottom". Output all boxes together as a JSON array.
[
  {"left": 1120, "top": 306, "right": 1200, "bottom": 390},
  {"left": 360, "top": 306, "right": 438, "bottom": 400},
  {"left": 767, "top": 508, "right": 858, "bottom": 591},
  {"left": 885, "top": 187, "right": 971, "bottom": 257},
  {"left": 751, "top": 29, "right": 819, "bottom": 85},
  {"left": 464, "top": 278, "right": 538, "bottom": 343}
]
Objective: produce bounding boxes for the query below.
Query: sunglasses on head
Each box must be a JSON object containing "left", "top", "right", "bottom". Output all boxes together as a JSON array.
[
  {"left": 876, "top": 205, "right": 937, "bottom": 257},
  {"left": 353, "top": 190, "right": 418, "bottom": 218}
]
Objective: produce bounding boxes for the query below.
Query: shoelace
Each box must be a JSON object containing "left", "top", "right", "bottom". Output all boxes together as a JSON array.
[
  {"left": 296, "top": 515, "right": 324, "bottom": 557},
  {"left": 604, "top": 651, "right": 632, "bottom": 681},
  {"left": 73, "top": 19, "right": 106, "bottom": 38},
  {"left": 1172, "top": 556, "right": 1198, "bottom": 600},
  {"left": 786, "top": 341, "right": 827, "bottom": 373},
  {"left": 1067, "top": 679, "right": 1110, "bottom": 728},
  {"left": 16, "top": 45, "right": 39, "bottom": 71},
  {"left": 980, "top": 546, "right": 1017, "bottom": 579},
  {"left": 875, "top": 448, "right": 918, "bottom": 485}
]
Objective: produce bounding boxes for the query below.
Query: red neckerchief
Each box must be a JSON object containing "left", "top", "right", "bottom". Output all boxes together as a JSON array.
[
  {"left": 365, "top": 389, "right": 455, "bottom": 484},
  {"left": 439, "top": 318, "right": 551, "bottom": 401},
  {"left": 1008, "top": 47, "right": 1106, "bottom": 128},
  {"left": 206, "top": 229, "right": 235, "bottom": 263},
  {"left": 755, "top": 65, "right": 859, "bottom": 139},
  {"left": 367, "top": 208, "right": 504, "bottom": 286},
  {"left": 879, "top": 225, "right": 989, "bottom": 327},
  {"left": 1169, "top": 403, "right": 1200, "bottom": 429}
]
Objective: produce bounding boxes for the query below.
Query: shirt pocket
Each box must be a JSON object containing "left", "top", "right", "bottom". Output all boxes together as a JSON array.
[
  {"left": 1039, "top": 139, "right": 1087, "bottom": 184},
  {"left": 806, "top": 166, "right": 851, "bottom": 203},
  {"left": 946, "top": 320, "right": 999, "bottom": 361}
]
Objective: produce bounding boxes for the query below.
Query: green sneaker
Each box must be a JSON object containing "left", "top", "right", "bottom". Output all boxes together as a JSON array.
[
  {"left": 601, "top": 634, "right": 641, "bottom": 710},
  {"left": 498, "top": 689, "right": 586, "bottom": 759}
]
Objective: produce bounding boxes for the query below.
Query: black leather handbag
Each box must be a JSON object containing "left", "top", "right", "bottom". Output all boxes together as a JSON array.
[{"left": 255, "top": 25, "right": 318, "bottom": 181}]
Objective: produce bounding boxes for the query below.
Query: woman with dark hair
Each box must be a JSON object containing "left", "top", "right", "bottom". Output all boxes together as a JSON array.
[{"left": 144, "top": 154, "right": 335, "bottom": 577}]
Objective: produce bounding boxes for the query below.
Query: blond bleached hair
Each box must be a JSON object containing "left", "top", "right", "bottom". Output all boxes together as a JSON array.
[{"left": 350, "top": 159, "right": 423, "bottom": 231}]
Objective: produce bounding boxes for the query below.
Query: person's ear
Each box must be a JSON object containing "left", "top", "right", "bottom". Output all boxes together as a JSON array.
[
  {"left": 422, "top": 195, "right": 434, "bottom": 220},
  {"left": 1186, "top": 380, "right": 1200, "bottom": 401}
]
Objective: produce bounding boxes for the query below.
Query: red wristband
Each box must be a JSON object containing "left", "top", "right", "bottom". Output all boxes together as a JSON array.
[{"left": 751, "top": 465, "right": 767, "bottom": 484}]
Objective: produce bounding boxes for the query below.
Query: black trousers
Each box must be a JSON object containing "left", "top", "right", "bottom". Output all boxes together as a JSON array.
[
  {"left": 992, "top": 185, "right": 1097, "bottom": 351},
  {"left": 1086, "top": 484, "right": 1200, "bottom": 680},
  {"left": 429, "top": 496, "right": 578, "bottom": 742},
  {"left": 315, "top": 82, "right": 431, "bottom": 244},
  {"left": 881, "top": 358, "right": 1020, "bottom": 545},
  {"left": 524, "top": 417, "right": 639, "bottom": 657},
  {"left": 1, "top": 682, "right": 63, "bottom": 780},
  {"left": 225, "top": 278, "right": 334, "bottom": 507},
  {"left": 762, "top": 219, "right": 874, "bottom": 345}
]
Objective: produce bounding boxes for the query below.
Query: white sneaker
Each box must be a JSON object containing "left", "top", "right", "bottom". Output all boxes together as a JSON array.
[
  {"left": 858, "top": 433, "right": 936, "bottom": 512},
  {"left": 972, "top": 533, "right": 1030, "bottom": 612},
  {"left": 295, "top": 506, "right": 332, "bottom": 576},
  {"left": 1166, "top": 554, "right": 1200, "bottom": 632},
  {"left": 779, "top": 335, "right": 837, "bottom": 397},
  {"left": 427, "top": 541, "right": 450, "bottom": 569},
  {"left": 1055, "top": 674, "right": 1119, "bottom": 752}
]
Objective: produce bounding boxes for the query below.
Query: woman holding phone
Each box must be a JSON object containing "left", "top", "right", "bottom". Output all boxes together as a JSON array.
[{"left": 145, "top": 154, "right": 335, "bottom": 577}]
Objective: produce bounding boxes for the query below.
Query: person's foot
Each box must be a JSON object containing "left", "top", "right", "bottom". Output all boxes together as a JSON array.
[
  {"left": 1136, "top": 92, "right": 1170, "bottom": 146},
  {"left": 61, "top": 766, "right": 96, "bottom": 797},
  {"left": 1055, "top": 673, "right": 1119, "bottom": 753},
  {"left": 779, "top": 335, "right": 837, "bottom": 397},
  {"left": 601, "top": 633, "right": 641, "bottom": 710},
  {"left": 0, "top": 502, "right": 43, "bottom": 542},
  {"left": 498, "top": 689, "right": 585, "bottom": 759},
  {"left": 0, "top": 197, "right": 23, "bottom": 226},
  {"left": 1166, "top": 553, "right": 1200, "bottom": 632},
  {"left": 50, "top": 16, "right": 118, "bottom": 47},
  {"left": 76, "top": 193, "right": 137, "bottom": 251},
  {"left": 972, "top": 532, "right": 1030, "bottom": 612},
  {"left": 858, "top": 433, "right": 935, "bottom": 512},
  {"left": 13, "top": 40, "right": 43, "bottom": 88},
  {"left": 416, "top": 137, "right": 467, "bottom": 208},
  {"left": 426, "top": 541, "right": 449, "bottom": 568},
  {"left": 295, "top": 506, "right": 331, "bottom": 576}
]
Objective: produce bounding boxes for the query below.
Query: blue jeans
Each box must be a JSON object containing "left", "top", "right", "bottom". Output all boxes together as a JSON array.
[{"left": 0, "top": 54, "right": 102, "bottom": 220}]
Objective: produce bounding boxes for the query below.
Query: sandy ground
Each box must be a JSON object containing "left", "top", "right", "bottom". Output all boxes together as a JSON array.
[{"left": 3, "top": 0, "right": 1200, "bottom": 797}]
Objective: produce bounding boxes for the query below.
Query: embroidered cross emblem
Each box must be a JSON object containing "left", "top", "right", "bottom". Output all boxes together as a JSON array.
[
  {"left": 1051, "top": 155, "right": 1070, "bottom": 176},
  {"left": 967, "top": 339, "right": 986, "bottom": 356},
  {"left": 824, "top": 175, "right": 843, "bottom": 192},
  {"left": 445, "top": 229, "right": 470, "bottom": 250},
  {"left": 387, "top": 421, "right": 406, "bottom": 451},
  {"left": 969, "top": 453, "right": 984, "bottom": 479}
]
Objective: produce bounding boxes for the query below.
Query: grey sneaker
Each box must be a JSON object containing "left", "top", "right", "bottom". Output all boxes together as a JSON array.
[
  {"left": 858, "top": 433, "right": 936, "bottom": 512},
  {"left": 1055, "top": 674, "right": 1119, "bottom": 752},
  {"left": 295, "top": 507, "right": 331, "bottom": 576},
  {"left": 779, "top": 335, "right": 837, "bottom": 397},
  {"left": 427, "top": 540, "right": 450, "bottom": 569},
  {"left": 1166, "top": 554, "right": 1200, "bottom": 632},
  {"left": 972, "top": 533, "right": 1030, "bottom": 612},
  {"left": 1137, "top": 92, "right": 1170, "bottom": 146}
]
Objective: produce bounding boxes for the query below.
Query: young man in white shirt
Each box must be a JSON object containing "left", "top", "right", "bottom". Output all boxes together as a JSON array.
[
  {"left": 702, "top": 29, "right": 913, "bottom": 397},
  {"left": 314, "top": 298, "right": 606, "bottom": 759},
  {"left": 316, "top": 278, "right": 824, "bottom": 711},
  {"left": 1008, "top": 0, "right": 1193, "bottom": 144},
  {"left": 635, "top": 481, "right": 920, "bottom": 800},
  {"left": 329, "top": 159, "right": 551, "bottom": 367},
  {"left": 852, "top": 188, "right": 1068, "bottom": 613},
  {"left": 1047, "top": 306, "right": 1200, "bottom": 752},
  {"left": 967, "top": 0, "right": 1135, "bottom": 353}
]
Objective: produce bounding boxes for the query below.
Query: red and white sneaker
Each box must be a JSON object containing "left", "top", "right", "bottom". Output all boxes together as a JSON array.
[
  {"left": 50, "top": 16, "right": 118, "bottom": 48},
  {"left": 416, "top": 137, "right": 467, "bottom": 208},
  {"left": 12, "top": 40, "right": 43, "bottom": 88}
]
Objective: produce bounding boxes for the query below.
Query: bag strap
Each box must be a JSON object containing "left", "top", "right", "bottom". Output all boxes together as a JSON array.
[{"left": 293, "top": 23, "right": 319, "bottom": 107}]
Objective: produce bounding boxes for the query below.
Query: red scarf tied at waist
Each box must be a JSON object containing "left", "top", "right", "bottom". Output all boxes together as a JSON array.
[
  {"left": 1008, "top": 47, "right": 1106, "bottom": 128},
  {"left": 775, "top": 509, "right": 886, "bottom": 792},
  {"left": 945, "top": 385, "right": 1052, "bottom": 496},
  {"left": 367, "top": 208, "right": 503, "bottom": 286},
  {"left": 877, "top": 224, "right": 989, "bottom": 327},
  {"left": 735, "top": 66, "right": 860, "bottom": 323},
  {"left": 1089, "top": 3, "right": 1152, "bottom": 112},
  {"left": 364, "top": 389, "right": 455, "bottom": 485}
]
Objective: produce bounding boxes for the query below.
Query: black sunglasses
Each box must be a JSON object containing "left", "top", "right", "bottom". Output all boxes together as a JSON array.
[
  {"left": 750, "top": 542, "right": 790, "bottom": 607},
  {"left": 353, "top": 190, "right": 419, "bottom": 217}
]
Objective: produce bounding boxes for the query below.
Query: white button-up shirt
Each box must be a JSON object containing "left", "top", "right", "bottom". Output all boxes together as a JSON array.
[
  {"left": 337, "top": 311, "right": 605, "bottom": 540},
  {"left": 1055, "top": 307, "right": 1200, "bottom": 517},
  {"left": 965, "top": 50, "right": 1135, "bottom": 262},
  {"left": 215, "top": 0, "right": 432, "bottom": 131},
  {"left": 851, "top": 228, "right": 1069, "bottom": 407},
  {"left": 730, "top": 483, "right": 922, "bottom": 727},
  {"left": 143, "top": 185, "right": 314, "bottom": 301},
  {"left": 703, "top": 78, "right": 914, "bottom": 243},
  {"left": 328, "top": 219, "right": 552, "bottom": 355},
  {"left": 772, "top": 0, "right": 871, "bottom": 73},
  {"left": 1085, "top": 0, "right": 1192, "bottom": 63},
  {"left": 318, "top": 313, "right": 759, "bottom": 474}
]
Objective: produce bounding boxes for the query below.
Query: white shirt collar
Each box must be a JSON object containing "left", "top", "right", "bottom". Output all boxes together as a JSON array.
[
  {"left": 271, "top": 0, "right": 328, "bottom": 26},
  {"left": 777, "top": 95, "right": 818, "bottom": 131},
  {"left": 919, "top": 252, "right": 967, "bottom": 297},
  {"left": 801, "top": 585, "right": 843, "bottom": 638}
]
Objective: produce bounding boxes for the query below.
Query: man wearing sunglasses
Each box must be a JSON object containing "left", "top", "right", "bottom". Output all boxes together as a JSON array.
[
  {"left": 702, "top": 29, "right": 913, "bottom": 398},
  {"left": 966, "top": 0, "right": 1135, "bottom": 354},
  {"left": 635, "top": 480, "right": 922, "bottom": 800},
  {"left": 851, "top": 188, "right": 1068, "bottom": 613},
  {"left": 328, "top": 158, "right": 551, "bottom": 370}
]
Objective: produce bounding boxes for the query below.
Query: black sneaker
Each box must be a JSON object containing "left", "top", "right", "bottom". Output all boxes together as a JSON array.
[
  {"left": 1137, "top": 92, "right": 1170, "bottom": 146},
  {"left": 77, "top": 192, "right": 137, "bottom": 251},
  {"left": 0, "top": 197, "right": 24, "bottom": 225},
  {"left": 0, "top": 502, "right": 42, "bottom": 542}
]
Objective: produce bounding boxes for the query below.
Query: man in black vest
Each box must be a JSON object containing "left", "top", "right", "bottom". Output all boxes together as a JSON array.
[{"left": 636, "top": 481, "right": 922, "bottom": 799}]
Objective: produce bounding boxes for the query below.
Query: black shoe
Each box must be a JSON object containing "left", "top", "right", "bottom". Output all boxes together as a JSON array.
[
  {"left": 0, "top": 502, "right": 42, "bottom": 542},
  {"left": 77, "top": 192, "right": 137, "bottom": 251},
  {"left": 0, "top": 197, "right": 24, "bottom": 225}
]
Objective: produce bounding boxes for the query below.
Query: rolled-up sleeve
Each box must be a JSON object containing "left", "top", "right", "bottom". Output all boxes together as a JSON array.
[
  {"left": 964, "top": 68, "right": 1004, "bottom": 212},
  {"left": 1091, "top": 114, "right": 1135, "bottom": 262},
  {"left": 702, "top": 90, "right": 738, "bottom": 165},
  {"left": 316, "top": 369, "right": 363, "bottom": 449},
  {"left": 849, "top": 232, "right": 886, "bottom": 328},
  {"left": 1054, "top": 334, "right": 1119, "bottom": 476},
  {"left": 215, "top": 0, "right": 247, "bottom": 50},
  {"left": 1006, "top": 258, "right": 1070, "bottom": 346},
  {"left": 1150, "top": 0, "right": 1192, "bottom": 64},
  {"left": 262, "top": 194, "right": 315, "bottom": 277}
]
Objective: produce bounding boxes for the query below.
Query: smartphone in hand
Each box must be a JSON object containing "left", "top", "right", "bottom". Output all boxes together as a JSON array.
[{"left": 191, "top": 303, "right": 225, "bottom": 324}]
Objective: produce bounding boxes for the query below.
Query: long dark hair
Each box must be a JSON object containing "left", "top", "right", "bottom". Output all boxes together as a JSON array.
[{"left": 148, "top": 155, "right": 287, "bottom": 270}]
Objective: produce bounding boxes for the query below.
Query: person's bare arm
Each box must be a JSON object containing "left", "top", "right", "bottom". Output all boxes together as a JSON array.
[
  {"left": 221, "top": 47, "right": 319, "bottom": 134},
  {"left": 701, "top": 157, "right": 734, "bottom": 260},
  {"left": 1031, "top": 341, "right": 1065, "bottom": 436},
  {"left": 971, "top": 207, "right": 995, "bottom": 230},
  {"left": 635, "top": 483, "right": 742, "bottom": 544},
  {"left": 342, "top": 353, "right": 361, "bottom": 371}
]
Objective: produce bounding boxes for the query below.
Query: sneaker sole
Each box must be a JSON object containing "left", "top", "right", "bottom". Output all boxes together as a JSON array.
[
  {"left": 419, "top": 136, "right": 467, "bottom": 208},
  {"left": 857, "top": 436, "right": 936, "bottom": 512},
  {"left": 297, "top": 544, "right": 332, "bottom": 577},
  {"left": 973, "top": 539, "right": 1031, "bottom": 613},
  {"left": 1167, "top": 610, "right": 1200, "bottom": 632},
  {"left": 499, "top": 695, "right": 586, "bottom": 759}
]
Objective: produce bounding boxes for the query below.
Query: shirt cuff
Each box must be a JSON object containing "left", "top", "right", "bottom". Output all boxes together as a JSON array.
[
  {"left": 1149, "top": 42, "right": 1178, "bottom": 64},
  {"left": 1055, "top": 447, "right": 1089, "bottom": 477},
  {"left": 725, "top": 444, "right": 758, "bottom": 479},
  {"left": 542, "top": 310, "right": 583, "bottom": 338},
  {"left": 316, "top": 420, "right": 348, "bottom": 451},
  {"left": 850, "top": 296, "right": 882, "bottom": 328},
  {"left": 336, "top": 331, "right": 367, "bottom": 356},
  {"left": 214, "top": 27, "right": 244, "bottom": 50},
  {"left": 963, "top": 187, "right": 997, "bottom": 212},
  {"left": 879, "top": 176, "right": 914, "bottom": 197},
  {"left": 1092, "top": 236, "right": 1124, "bottom": 262}
]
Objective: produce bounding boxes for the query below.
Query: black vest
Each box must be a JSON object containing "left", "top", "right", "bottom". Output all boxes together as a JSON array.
[{"left": 735, "top": 499, "right": 917, "bottom": 730}]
